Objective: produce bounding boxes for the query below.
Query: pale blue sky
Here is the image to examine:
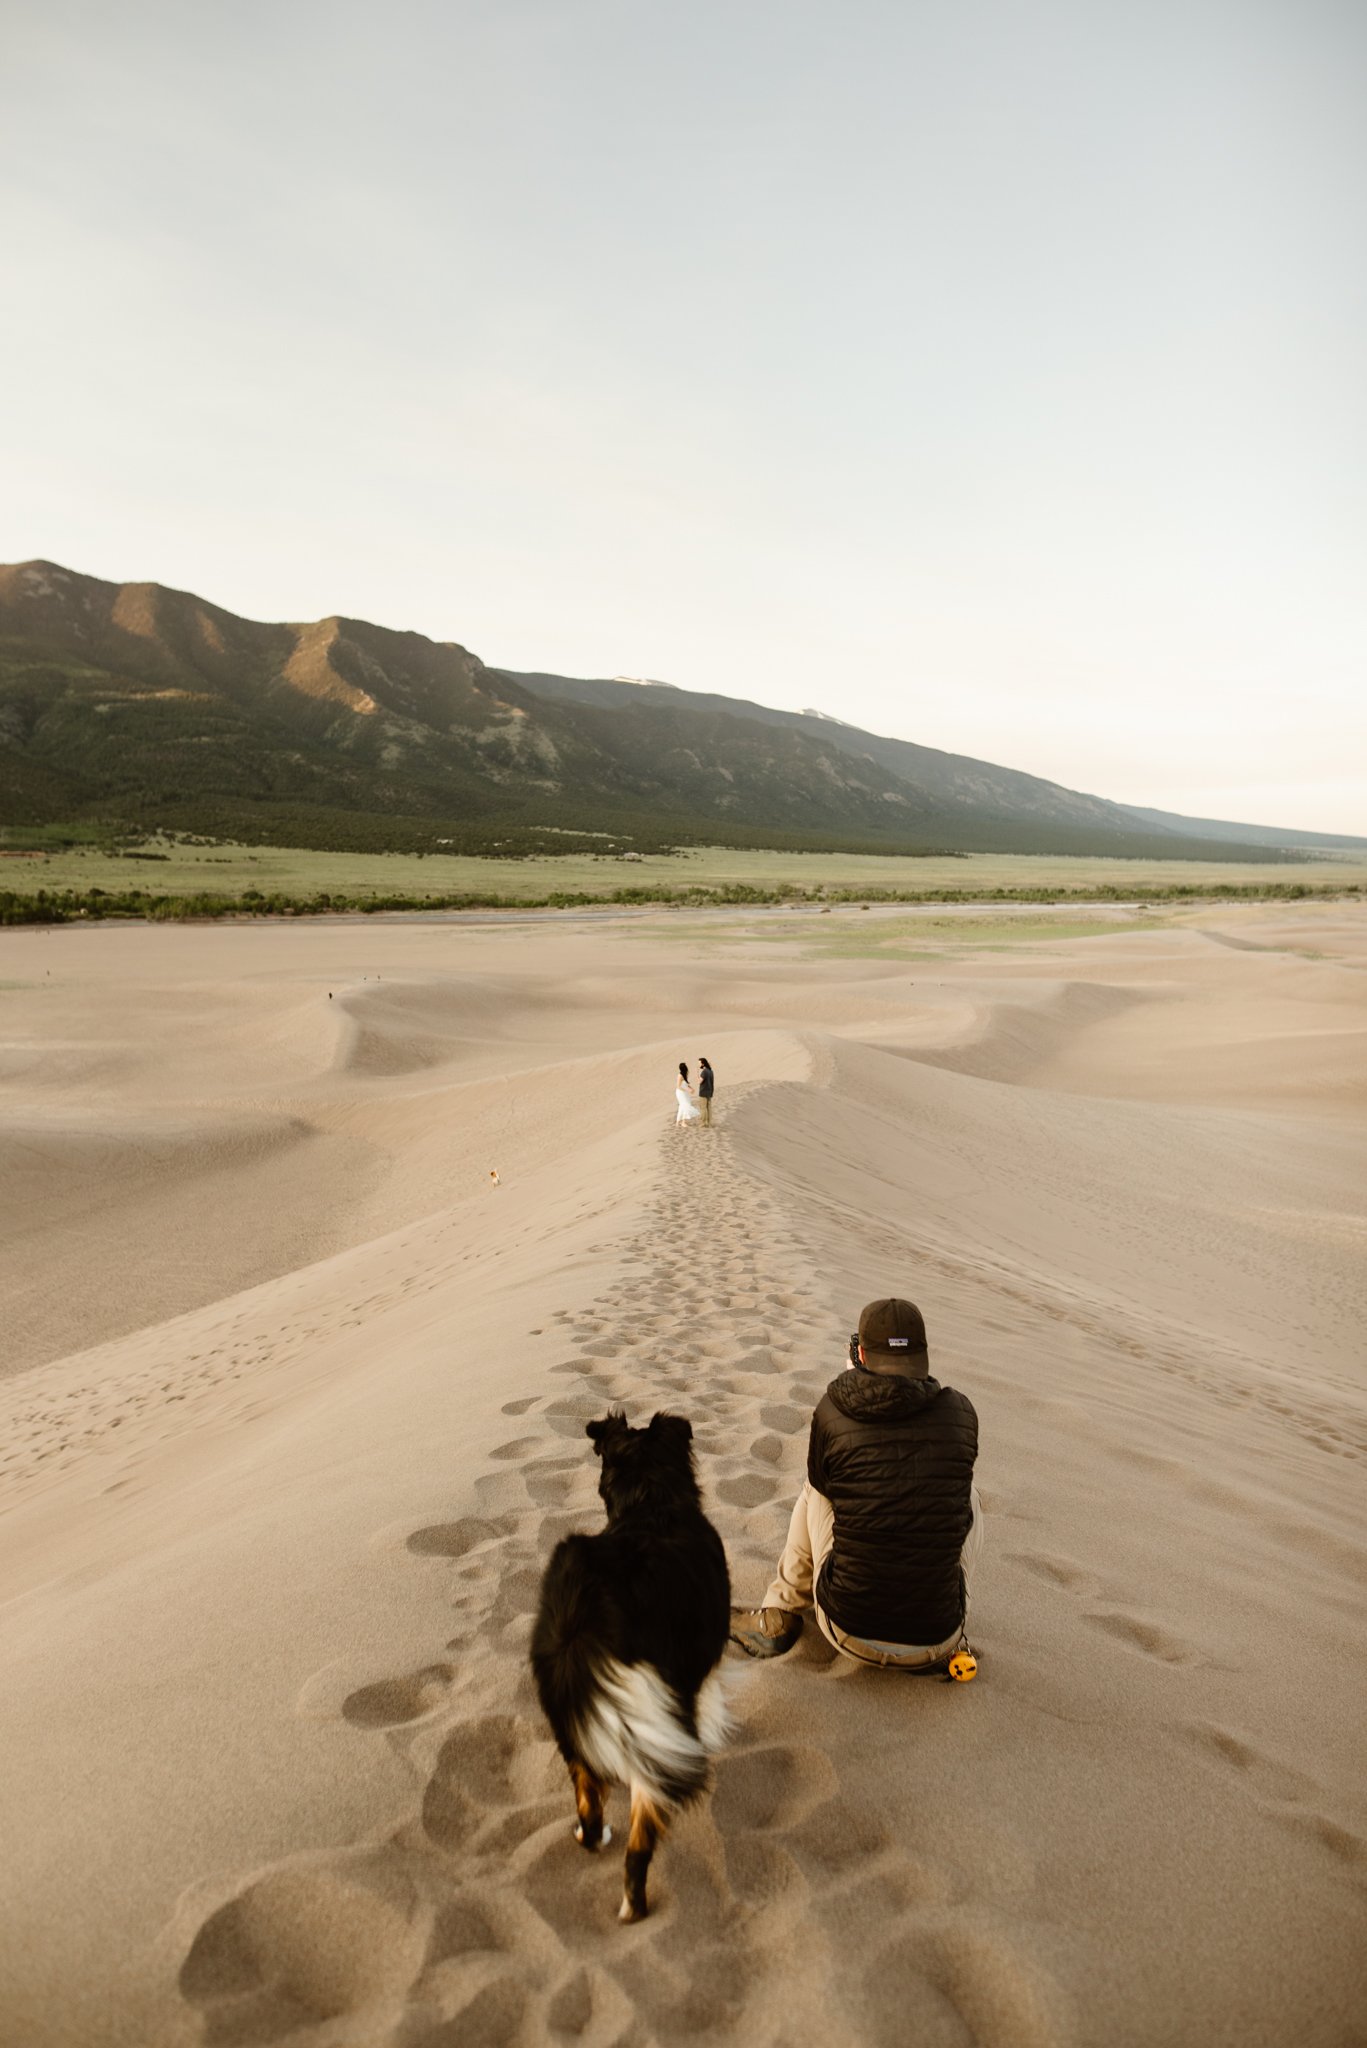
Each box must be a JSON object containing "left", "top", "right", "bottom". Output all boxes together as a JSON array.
[{"left": 3, "top": 0, "right": 1364, "bottom": 831}]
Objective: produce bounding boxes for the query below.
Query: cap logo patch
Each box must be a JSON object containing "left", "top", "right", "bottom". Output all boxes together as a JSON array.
[{"left": 888, "top": 1336, "right": 909, "bottom": 1347}]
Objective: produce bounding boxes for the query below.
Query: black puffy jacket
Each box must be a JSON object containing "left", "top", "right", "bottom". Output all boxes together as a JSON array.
[{"left": 809, "top": 1367, "right": 978, "bottom": 1646}]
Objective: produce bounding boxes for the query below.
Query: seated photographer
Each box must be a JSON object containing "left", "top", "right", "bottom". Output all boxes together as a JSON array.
[{"left": 729, "top": 1298, "right": 981, "bottom": 1669}]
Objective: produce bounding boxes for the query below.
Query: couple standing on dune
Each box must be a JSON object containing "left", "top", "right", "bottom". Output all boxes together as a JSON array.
[{"left": 674, "top": 1058, "right": 714, "bottom": 1127}]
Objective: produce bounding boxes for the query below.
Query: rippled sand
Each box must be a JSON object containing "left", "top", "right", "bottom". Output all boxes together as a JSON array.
[{"left": 1, "top": 902, "right": 1363, "bottom": 2046}]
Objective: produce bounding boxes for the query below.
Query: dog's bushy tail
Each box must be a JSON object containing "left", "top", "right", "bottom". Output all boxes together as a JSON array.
[{"left": 574, "top": 1657, "right": 720, "bottom": 1808}]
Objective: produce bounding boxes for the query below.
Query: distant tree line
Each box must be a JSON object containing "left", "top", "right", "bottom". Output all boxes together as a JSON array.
[
  {"left": 3, "top": 879, "right": 1358, "bottom": 927},
  {"left": 0, "top": 791, "right": 1307, "bottom": 865}
]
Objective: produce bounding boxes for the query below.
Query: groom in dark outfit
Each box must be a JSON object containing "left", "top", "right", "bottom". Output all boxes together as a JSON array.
[
  {"left": 697, "top": 1056, "right": 715, "bottom": 1125},
  {"left": 729, "top": 1297, "right": 980, "bottom": 1669}
]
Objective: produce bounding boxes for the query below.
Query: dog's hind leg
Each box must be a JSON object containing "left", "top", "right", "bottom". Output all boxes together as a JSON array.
[
  {"left": 569, "top": 1760, "right": 612, "bottom": 1850},
  {"left": 619, "top": 1782, "right": 669, "bottom": 1923}
]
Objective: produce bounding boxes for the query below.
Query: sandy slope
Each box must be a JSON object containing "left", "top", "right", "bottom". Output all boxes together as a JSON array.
[{"left": 0, "top": 906, "right": 1363, "bottom": 2048}]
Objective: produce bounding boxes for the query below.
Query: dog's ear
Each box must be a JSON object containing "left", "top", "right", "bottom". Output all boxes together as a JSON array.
[
  {"left": 586, "top": 1409, "right": 629, "bottom": 1455},
  {"left": 648, "top": 1411, "right": 693, "bottom": 1447}
]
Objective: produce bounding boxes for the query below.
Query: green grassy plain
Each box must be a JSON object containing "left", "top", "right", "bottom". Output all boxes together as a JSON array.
[
  {"left": 632, "top": 907, "right": 1169, "bottom": 963},
  {"left": 671, "top": 909, "right": 1151, "bottom": 952},
  {"left": 4, "top": 838, "right": 1366, "bottom": 903}
]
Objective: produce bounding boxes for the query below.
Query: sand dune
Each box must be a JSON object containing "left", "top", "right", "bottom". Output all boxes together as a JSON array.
[{"left": 0, "top": 905, "right": 1363, "bottom": 2047}]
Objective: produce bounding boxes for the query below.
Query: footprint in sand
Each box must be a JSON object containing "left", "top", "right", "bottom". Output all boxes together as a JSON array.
[
  {"left": 179, "top": 1851, "right": 431, "bottom": 2040},
  {"left": 731, "top": 1347, "right": 782, "bottom": 1376},
  {"left": 520, "top": 1463, "right": 578, "bottom": 1507},
  {"left": 486, "top": 1563, "right": 545, "bottom": 1630},
  {"left": 424, "top": 1888, "right": 508, "bottom": 1964},
  {"left": 712, "top": 1743, "right": 839, "bottom": 1832},
  {"left": 786, "top": 1796, "right": 894, "bottom": 1879},
  {"left": 522, "top": 1824, "right": 735, "bottom": 1956},
  {"left": 342, "top": 1663, "right": 455, "bottom": 1730},
  {"left": 476, "top": 1797, "right": 569, "bottom": 1860},
  {"left": 817, "top": 1855, "right": 954, "bottom": 1923},
  {"left": 1082, "top": 1609, "right": 1198, "bottom": 1665},
  {"left": 542, "top": 1393, "right": 609, "bottom": 1437},
  {"left": 536, "top": 1509, "right": 589, "bottom": 1551},
  {"left": 545, "top": 1964, "right": 634, "bottom": 2044},
  {"left": 1006, "top": 1550, "right": 1102, "bottom": 1597},
  {"left": 717, "top": 1471, "right": 778, "bottom": 1508},
  {"left": 1181, "top": 1722, "right": 1317, "bottom": 1803},
  {"left": 1279, "top": 1811, "right": 1367, "bottom": 1875},
  {"left": 488, "top": 1436, "right": 545, "bottom": 1462},
  {"left": 471, "top": 1469, "right": 541, "bottom": 1517},
  {"left": 421, "top": 1714, "right": 562, "bottom": 1854},
  {"left": 406, "top": 1977, "right": 529, "bottom": 2045},
  {"left": 1181, "top": 1724, "right": 1367, "bottom": 1880},
  {"left": 532, "top": 1447, "right": 583, "bottom": 1468},
  {"left": 856, "top": 1917, "right": 1073, "bottom": 2048},
  {"left": 406, "top": 1516, "right": 511, "bottom": 1559},
  {"left": 759, "top": 1402, "right": 808, "bottom": 1434}
]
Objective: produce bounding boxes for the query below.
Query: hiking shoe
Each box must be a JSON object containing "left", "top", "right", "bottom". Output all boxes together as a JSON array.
[{"left": 729, "top": 1606, "right": 804, "bottom": 1659}]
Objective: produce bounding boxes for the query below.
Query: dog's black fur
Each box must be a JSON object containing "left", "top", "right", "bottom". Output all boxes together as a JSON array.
[{"left": 530, "top": 1409, "right": 731, "bottom": 1922}]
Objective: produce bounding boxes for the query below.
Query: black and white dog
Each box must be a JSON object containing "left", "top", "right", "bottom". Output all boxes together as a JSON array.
[{"left": 530, "top": 1409, "right": 731, "bottom": 1922}]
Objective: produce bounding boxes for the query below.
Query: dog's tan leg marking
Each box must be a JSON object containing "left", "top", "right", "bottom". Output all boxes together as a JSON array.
[
  {"left": 570, "top": 1760, "right": 611, "bottom": 1850},
  {"left": 619, "top": 1783, "right": 668, "bottom": 1922}
]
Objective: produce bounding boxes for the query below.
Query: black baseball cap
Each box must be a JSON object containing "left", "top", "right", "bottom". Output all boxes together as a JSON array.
[{"left": 858, "top": 1298, "right": 929, "bottom": 1372}]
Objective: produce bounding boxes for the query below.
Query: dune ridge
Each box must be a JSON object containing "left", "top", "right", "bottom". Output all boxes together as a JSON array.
[{"left": 0, "top": 906, "right": 1363, "bottom": 2047}]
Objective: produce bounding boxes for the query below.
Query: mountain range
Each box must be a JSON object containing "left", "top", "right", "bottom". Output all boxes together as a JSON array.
[{"left": 1, "top": 560, "right": 1359, "bottom": 861}]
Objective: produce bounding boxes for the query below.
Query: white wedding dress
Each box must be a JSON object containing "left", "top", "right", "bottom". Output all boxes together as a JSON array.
[{"left": 675, "top": 1084, "right": 702, "bottom": 1125}]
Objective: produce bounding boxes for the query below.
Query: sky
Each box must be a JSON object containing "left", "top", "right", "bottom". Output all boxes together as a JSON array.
[{"left": 2, "top": 0, "right": 1364, "bottom": 833}]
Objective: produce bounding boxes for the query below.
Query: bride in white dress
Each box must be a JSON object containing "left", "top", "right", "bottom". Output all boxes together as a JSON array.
[{"left": 675, "top": 1061, "right": 702, "bottom": 1125}]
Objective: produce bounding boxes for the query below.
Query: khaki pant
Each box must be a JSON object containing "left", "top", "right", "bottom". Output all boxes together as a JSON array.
[
  {"left": 762, "top": 1480, "right": 984, "bottom": 1670},
  {"left": 701, "top": 1096, "right": 712, "bottom": 1125}
]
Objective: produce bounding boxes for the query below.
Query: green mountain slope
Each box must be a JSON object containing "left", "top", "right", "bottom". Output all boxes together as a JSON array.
[
  {"left": 508, "top": 672, "right": 1170, "bottom": 852},
  {"left": 0, "top": 560, "right": 1300, "bottom": 860}
]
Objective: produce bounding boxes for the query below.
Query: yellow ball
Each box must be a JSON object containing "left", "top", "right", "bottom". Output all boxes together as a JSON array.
[{"left": 948, "top": 1651, "right": 978, "bottom": 1682}]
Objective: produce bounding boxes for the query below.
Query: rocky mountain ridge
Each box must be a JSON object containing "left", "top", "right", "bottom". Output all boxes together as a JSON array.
[{"left": 1, "top": 560, "right": 1347, "bottom": 859}]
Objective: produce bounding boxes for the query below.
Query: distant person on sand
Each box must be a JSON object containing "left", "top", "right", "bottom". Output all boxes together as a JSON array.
[
  {"left": 729, "top": 1298, "right": 980, "bottom": 1668},
  {"left": 675, "top": 1061, "right": 702, "bottom": 1127},
  {"left": 697, "top": 1056, "right": 715, "bottom": 1125}
]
